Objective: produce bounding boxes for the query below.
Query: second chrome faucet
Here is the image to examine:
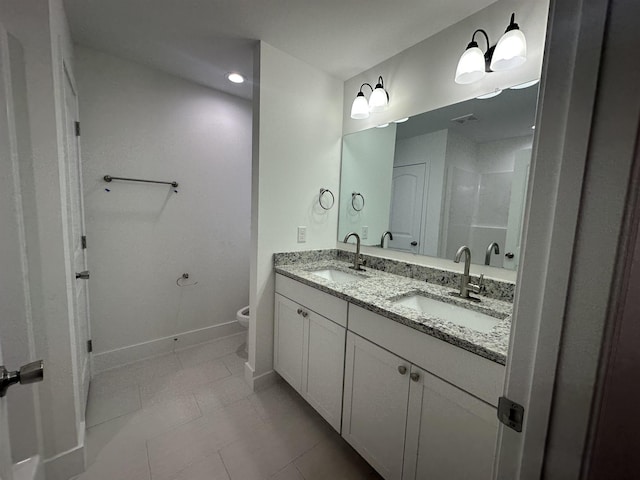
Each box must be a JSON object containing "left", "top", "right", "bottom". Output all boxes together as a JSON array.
[
  {"left": 343, "top": 232, "right": 365, "bottom": 271},
  {"left": 453, "top": 245, "right": 484, "bottom": 301}
]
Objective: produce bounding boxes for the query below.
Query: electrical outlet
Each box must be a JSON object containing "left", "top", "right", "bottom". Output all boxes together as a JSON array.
[
  {"left": 362, "top": 226, "right": 369, "bottom": 240},
  {"left": 297, "top": 226, "right": 307, "bottom": 243}
]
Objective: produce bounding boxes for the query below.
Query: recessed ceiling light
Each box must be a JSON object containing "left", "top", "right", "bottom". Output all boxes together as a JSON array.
[
  {"left": 376, "top": 123, "right": 390, "bottom": 128},
  {"left": 227, "top": 73, "right": 245, "bottom": 84},
  {"left": 510, "top": 79, "right": 539, "bottom": 89},
  {"left": 476, "top": 89, "right": 502, "bottom": 99},
  {"left": 394, "top": 117, "right": 410, "bottom": 123}
]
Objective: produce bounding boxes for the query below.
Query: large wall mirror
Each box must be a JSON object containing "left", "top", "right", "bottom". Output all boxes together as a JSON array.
[{"left": 338, "top": 82, "right": 539, "bottom": 270}]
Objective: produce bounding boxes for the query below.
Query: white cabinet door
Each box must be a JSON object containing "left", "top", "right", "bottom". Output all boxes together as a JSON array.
[
  {"left": 302, "top": 311, "right": 345, "bottom": 432},
  {"left": 274, "top": 294, "right": 305, "bottom": 393},
  {"left": 403, "top": 366, "right": 498, "bottom": 480},
  {"left": 342, "top": 332, "right": 410, "bottom": 480}
]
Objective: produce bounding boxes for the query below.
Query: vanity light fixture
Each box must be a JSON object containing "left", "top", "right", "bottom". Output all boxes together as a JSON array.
[
  {"left": 454, "top": 13, "right": 527, "bottom": 85},
  {"left": 350, "top": 76, "right": 390, "bottom": 119},
  {"left": 490, "top": 14, "right": 527, "bottom": 71}
]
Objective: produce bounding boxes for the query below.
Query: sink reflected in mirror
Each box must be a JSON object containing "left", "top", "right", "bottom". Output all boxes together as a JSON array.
[
  {"left": 310, "top": 269, "right": 365, "bottom": 283},
  {"left": 392, "top": 294, "right": 500, "bottom": 333}
]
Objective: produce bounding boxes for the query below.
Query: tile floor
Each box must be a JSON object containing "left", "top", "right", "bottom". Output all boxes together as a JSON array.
[{"left": 77, "top": 333, "right": 382, "bottom": 480}]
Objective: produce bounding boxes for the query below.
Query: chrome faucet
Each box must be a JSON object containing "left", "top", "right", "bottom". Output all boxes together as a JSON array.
[
  {"left": 485, "top": 242, "right": 500, "bottom": 265},
  {"left": 380, "top": 231, "right": 393, "bottom": 248},
  {"left": 453, "top": 245, "right": 484, "bottom": 301},
  {"left": 343, "top": 232, "right": 365, "bottom": 271}
]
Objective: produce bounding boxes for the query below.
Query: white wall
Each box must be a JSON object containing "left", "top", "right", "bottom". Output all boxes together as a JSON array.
[
  {"left": 343, "top": 0, "right": 549, "bottom": 135},
  {"left": 339, "top": 125, "right": 396, "bottom": 245},
  {"left": 76, "top": 46, "right": 252, "bottom": 370},
  {"left": 249, "top": 41, "right": 343, "bottom": 388}
]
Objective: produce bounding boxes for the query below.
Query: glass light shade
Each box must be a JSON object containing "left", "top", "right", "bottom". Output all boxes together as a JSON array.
[
  {"left": 490, "top": 29, "right": 527, "bottom": 71},
  {"left": 455, "top": 46, "right": 486, "bottom": 84},
  {"left": 368, "top": 87, "right": 388, "bottom": 112},
  {"left": 350, "top": 93, "right": 370, "bottom": 119}
]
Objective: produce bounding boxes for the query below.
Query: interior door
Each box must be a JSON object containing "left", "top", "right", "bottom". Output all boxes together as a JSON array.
[
  {"left": 388, "top": 164, "right": 426, "bottom": 253},
  {"left": 0, "top": 20, "right": 21, "bottom": 480},
  {"left": 62, "top": 62, "right": 91, "bottom": 416},
  {"left": 0, "top": 343, "right": 13, "bottom": 480}
]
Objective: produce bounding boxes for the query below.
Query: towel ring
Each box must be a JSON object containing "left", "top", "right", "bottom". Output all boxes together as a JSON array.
[
  {"left": 319, "top": 188, "right": 335, "bottom": 210},
  {"left": 351, "top": 192, "right": 365, "bottom": 212}
]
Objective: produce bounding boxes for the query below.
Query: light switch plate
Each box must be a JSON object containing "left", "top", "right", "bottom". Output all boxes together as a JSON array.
[
  {"left": 297, "top": 226, "right": 307, "bottom": 243},
  {"left": 362, "top": 226, "right": 368, "bottom": 240}
]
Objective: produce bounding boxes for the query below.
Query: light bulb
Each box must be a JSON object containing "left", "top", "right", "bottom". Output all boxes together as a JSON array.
[
  {"left": 351, "top": 92, "right": 370, "bottom": 119},
  {"left": 455, "top": 45, "right": 486, "bottom": 84}
]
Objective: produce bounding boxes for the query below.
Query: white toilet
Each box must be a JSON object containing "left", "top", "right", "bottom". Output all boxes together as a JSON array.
[{"left": 236, "top": 305, "right": 249, "bottom": 357}]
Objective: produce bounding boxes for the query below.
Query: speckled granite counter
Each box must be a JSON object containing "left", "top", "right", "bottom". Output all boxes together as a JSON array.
[{"left": 275, "top": 255, "right": 513, "bottom": 365}]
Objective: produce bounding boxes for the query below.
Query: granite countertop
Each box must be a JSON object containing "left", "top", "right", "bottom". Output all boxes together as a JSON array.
[{"left": 275, "top": 259, "right": 512, "bottom": 365}]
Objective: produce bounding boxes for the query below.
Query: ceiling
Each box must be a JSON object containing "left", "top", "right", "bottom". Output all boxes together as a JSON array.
[{"left": 63, "top": 0, "right": 497, "bottom": 100}]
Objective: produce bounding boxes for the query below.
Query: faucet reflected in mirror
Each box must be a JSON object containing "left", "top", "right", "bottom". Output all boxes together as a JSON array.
[
  {"left": 343, "top": 232, "right": 365, "bottom": 271},
  {"left": 485, "top": 242, "right": 500, "bottom": 265},
  {"left": 380, "top": 230, "right": 393, "bottom": 248},
  {"left": 452, "top": 245, "right": 484, "bottom": 302}
]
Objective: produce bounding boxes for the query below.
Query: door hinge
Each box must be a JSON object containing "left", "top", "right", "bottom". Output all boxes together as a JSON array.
[
  {"left": 81, "top": 235, "right": 87, "bottom": 249},
  {"left": 498, "top": 396, "right": 524, "bottom": 432},
  {"left": 87, "top": 340, "right": 93, "bottom": 353},
  {"left": 75, "top": 121, "right": 81, "bottom": 137}
]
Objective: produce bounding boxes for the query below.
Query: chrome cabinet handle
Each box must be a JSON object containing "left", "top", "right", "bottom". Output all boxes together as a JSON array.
[
  {"left": 75, "top": 270, "right": 90, "bottom": 280},
  {"left": 0, "top": 360, "right": 44, "bottom": 397},
  {"left": 397, "top": 365, "right": 407, "bottom": 375},
  {"left": 410, "top": 372, "right": 420, "bottom": 382}
]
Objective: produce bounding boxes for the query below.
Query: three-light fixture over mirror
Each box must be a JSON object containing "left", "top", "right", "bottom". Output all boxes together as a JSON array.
[
  {"left": 454, "top": 13, "right": 527, "bottom": 85},
  {"left": 350, "top": 76, "right": 389, "bottom": 119}
]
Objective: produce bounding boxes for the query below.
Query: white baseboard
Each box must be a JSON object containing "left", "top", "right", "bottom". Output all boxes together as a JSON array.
[
  {"left": 244, "top": 362, "right": 279, "bottom": 392},
  {"left": 43, "top": 444, "right": 84, "bottom": 480},
  {"left": 13, "top": 455, "right": 44, "bottom": 480},
  {"left": 93, "top": 321, "right": 244, "bottom": 374}
]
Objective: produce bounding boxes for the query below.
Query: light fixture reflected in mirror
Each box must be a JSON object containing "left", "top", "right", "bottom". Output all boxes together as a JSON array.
[
  {"left": 477, "top": 89, "right": 502, "bottom": 99},
  {"left": 350, "top": 76, "right": 389, "bottom": 119},
  {"left": 376, "top": 123, "right": 390, "bottom": 128},
  {"left": 394, "top": 117, "right": 410, "bottom": 123},
  {"left": 454, "top": 13, "right": 527, "bottom": 85},
  {"left": 510, "top": 79, "right": 539, "bottom": 89}
]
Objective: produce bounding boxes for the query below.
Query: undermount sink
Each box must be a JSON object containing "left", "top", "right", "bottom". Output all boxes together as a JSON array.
[
  {"left": 310, "top": 269, "right": 364, "bottom": 283},
  {"left": 392, "top": 295, "right": 500, "bottom": 333}
]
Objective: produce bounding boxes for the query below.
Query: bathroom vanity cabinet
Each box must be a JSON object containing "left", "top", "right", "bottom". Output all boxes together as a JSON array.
[
  {"left": 274, "top": 273, "right": 505, "bottom": 480},
  {"left": 274, "top": 275, "right": 347, "bottom": 432}
]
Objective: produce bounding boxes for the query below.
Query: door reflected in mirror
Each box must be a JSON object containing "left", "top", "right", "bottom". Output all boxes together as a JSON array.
[{"left": 338, "top": 83, "right": 539, "bottom": 270}]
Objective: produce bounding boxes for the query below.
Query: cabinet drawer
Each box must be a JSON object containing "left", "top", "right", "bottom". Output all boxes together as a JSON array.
[
  {"left": 275, "top": 274, "right": 348, "bottom": 327},
  {"left": 348, "top": 304, "right": 504, "bottom": 407}
]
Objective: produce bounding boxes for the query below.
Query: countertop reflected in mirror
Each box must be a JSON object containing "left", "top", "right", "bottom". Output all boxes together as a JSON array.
[{"left": 338, "top": 82, "right": 539, "bottom": 271}]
